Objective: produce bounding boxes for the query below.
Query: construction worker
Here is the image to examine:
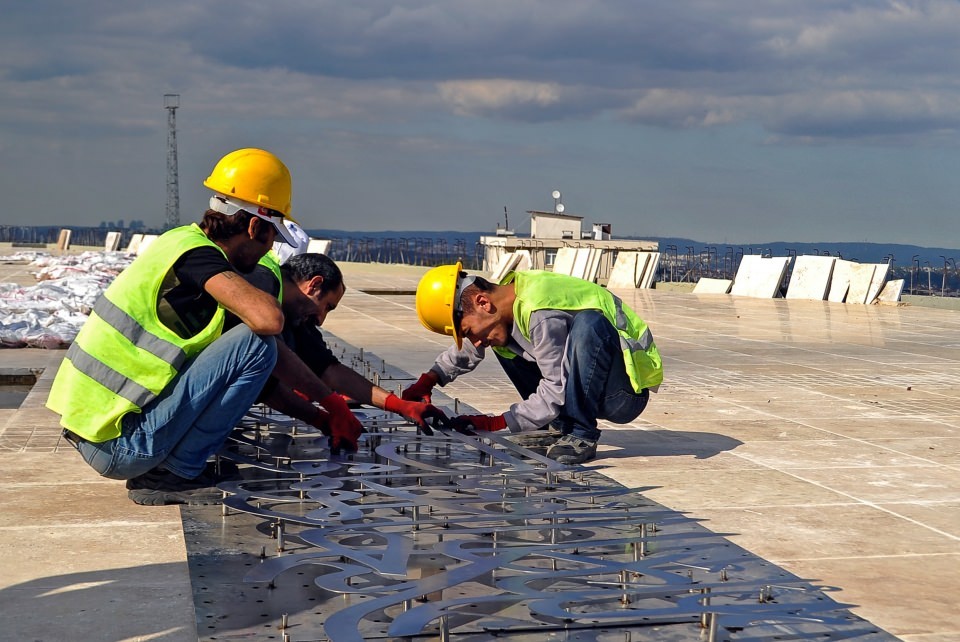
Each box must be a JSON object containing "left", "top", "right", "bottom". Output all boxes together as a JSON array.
[
  {"left": 235, "top": 252, "right": 447, "bottom": 435},
  {"left": 404, "top": 263, "right": 663, "bottom": 464},
  {"left": 48, "top": 148, "right": 363, "bottom": 505}
]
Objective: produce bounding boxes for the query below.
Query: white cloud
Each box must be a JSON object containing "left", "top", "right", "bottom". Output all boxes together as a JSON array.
[
  {"left": 437, "top": 80, "right": 561, "bottom": 116},
  {"left": 4, "top": 0, "right": 960, "bottom": 243}
]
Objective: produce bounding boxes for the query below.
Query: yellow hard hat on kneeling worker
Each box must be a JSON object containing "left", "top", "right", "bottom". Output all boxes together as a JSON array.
[
  {"left": 416, "top": 261, "right": 467, "bottom": 349},
  {"left": 204, "top": 148, "right": 294, "bottom": 218},
  {"left": 204, "top": 148, "right": 302, "bottom": 246}
]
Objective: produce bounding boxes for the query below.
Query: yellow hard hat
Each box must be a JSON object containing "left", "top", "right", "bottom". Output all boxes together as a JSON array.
[
  {"left": 203, "top": 148, "right": 293, "bottom": 217},
  {"left": 416, "top": 262, "right": 465, "bottom": 349}
]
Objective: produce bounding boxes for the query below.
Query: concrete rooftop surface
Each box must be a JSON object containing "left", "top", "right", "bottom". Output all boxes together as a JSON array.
[{"left": 1, "top": 260, "right": 958, "bottom": 641}]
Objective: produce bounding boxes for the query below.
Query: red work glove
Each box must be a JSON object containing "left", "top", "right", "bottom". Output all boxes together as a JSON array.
[
  {"left": 449, "top": 414, "right": 507, "bottom": 433},
  {"left": 320, "top": 392, "right": 363, "bottom": 454},
  {"left": 401, "top": 372, "right": 438, "bottom": 403},
  {"left": 310, "top": 406, "right": 331, "bottom": 436},
  {"left": 384, "top": 393, "right": 448, "bottom": 430}
]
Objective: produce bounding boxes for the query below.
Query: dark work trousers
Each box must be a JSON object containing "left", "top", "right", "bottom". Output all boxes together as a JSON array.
[{"left": 495, "top": 310, "right": 649, "bottom": 441}]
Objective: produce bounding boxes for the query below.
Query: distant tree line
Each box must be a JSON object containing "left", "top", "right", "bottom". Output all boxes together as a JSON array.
[{"left": 0, "top": 225, "right": 163, "bottom": 247}]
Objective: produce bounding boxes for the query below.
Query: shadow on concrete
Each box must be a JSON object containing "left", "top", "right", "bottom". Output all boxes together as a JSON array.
[
  {"left": 598, "top": 429, "right": 743, "bottom": 460},
  {"left": 0, "top": 564, "right": 196, "bottom": 641}
]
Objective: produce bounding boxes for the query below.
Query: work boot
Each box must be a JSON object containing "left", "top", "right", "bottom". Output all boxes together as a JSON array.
[
  {"left": 506, "top": 426, "right": 563, "bottom": 449},
  {"left": 126, "top": 468, "right": 223, "bottom": 506},
  {"left": 204, "top": 458, "right": 242, "bottom": 482},
  {"left": 546, "top": 435, "right": 598, "bottom": 465}
]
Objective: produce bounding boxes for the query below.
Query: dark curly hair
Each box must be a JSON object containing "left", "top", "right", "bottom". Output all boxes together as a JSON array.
[
  {"left": 459, "top": 274, "right": 493, "bottom": 315},
  {"left": 199, "top": 209, "right": 273, "bottom": 244},
  {"left": 281, "top": 253, "right": 345, "bottom": 296}
]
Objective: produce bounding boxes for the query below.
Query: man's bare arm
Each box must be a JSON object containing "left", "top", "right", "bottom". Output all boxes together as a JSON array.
[
  {"left": 271, "top": 341, "right": 336, "bottom": 400},
  {"left": 205, "top": 271, "right": 284, "bottom": 334},
  {"left": 321, "top": 363, "right": 390, "bottom": 408}
]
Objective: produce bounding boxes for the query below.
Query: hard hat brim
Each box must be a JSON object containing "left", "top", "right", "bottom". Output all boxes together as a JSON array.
[{"left": 209, "top": 195, "right": 300, "bottom": 246}]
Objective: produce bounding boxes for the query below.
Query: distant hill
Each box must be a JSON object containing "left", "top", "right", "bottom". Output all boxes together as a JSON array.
[
  {"left": 641, "top": 237, "right": 960, "bottom": 267},
  {"left": 308, "top": 229, "right": 486, "bottom": 241},
  {"left": 4, "top": 225, "right": 955, "bottom": 269},
  {"left": 307, "top": 229, "right": 960, "bottom": 268}
]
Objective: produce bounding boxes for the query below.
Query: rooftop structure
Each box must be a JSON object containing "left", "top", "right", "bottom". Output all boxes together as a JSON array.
[{"left": 481, "top": 201, "right": 658, "bottom": 278}]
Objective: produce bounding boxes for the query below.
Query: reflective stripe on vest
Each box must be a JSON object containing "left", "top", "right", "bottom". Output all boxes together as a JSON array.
[
  {"left": 65, "top": 341, "right": 154, "bottom": 408},
  {"left": 93, "top": 296, "right": 187, "bottom": 367},
  {"left": 611, "top": 296, "right": 654, "bottom": 352}
]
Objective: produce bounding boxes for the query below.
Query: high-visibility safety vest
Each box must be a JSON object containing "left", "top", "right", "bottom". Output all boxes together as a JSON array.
[
  {"left": 258, "top": 250, "right": 283, "bottom": 301},
  {"left": 47, "top": 224, "right": 227, "bottom": 442},
  {"left": 492, "top": 271, "right": 663, "bottom": 392}
]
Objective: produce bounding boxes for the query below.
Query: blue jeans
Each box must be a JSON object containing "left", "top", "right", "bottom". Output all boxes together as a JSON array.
[
  {"left": 496, "top": 310, "right": 649, "bottom": 441},
  {"left": 75, "top": 324, "right": 278, "bottom": 480}
]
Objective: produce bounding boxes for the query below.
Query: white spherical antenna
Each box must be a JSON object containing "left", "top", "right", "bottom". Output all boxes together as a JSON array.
[
  {"left": 551, "top": 190, "right": 561, "bottom": 200},
  {"left": 556, "top": 203, "right": 565, "bottom": 213}
]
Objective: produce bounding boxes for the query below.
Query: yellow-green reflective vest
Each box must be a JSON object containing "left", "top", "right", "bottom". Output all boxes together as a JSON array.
[
  {"left": 492, "top": 271, "right": 663, "bottom": 391},
  {"left": 47, "top": 224, "right": 227, "bottom": 441},
  {"left": 258, "top": 250, "right": 283, "bottom": 301}
]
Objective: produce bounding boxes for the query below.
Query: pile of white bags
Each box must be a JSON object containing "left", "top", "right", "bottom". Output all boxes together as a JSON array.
[{"left": 0, "top": 251, "right": 133, "bottom": 348}]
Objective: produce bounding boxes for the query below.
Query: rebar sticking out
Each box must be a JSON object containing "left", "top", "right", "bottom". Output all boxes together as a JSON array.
[
  {"left": 704, "top": 612, "right": 719, "bottom": 642},
  {"left": 699, "top": 587, "right": 711, "bottom": 628},
  {"left": 439, "top": 614, "right": 450, "bottom": 642}
]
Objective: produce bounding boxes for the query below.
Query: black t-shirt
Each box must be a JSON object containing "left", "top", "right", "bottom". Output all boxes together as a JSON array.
[
  {"left": 228, "top": 263, "right": 339, "bottom": 376},
  {"left": 222, "top": 263, "right": 340, "bottom": 402},
  {"left": 254, "top": 289, "right": 341, "bottom": 404},
  {"left": 158, "top": 246, "right": 233, "bottom": 338},
  {"left": 283, "top": 322, "right": 339, "bottom": 377}
]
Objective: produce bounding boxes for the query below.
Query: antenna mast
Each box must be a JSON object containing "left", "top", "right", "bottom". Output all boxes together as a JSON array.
[{"left": 164, "top": 94, "right": 180, "bottom": 229}]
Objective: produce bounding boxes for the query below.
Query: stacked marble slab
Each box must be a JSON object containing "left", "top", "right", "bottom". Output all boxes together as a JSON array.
[
  {"left": 696, "top": 254, "right": 902, "bottom": 303},
  {"left": 606, "top": 251, "right": 661, "bottom": 289}
]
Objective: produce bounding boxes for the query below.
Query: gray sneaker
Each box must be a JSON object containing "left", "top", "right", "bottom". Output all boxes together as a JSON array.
[
  {"left": 546, "top": 435, "right": 598, "bottom": 465},
  {"left": 506, "top": 426, "right": 563, "bottom": 449}
]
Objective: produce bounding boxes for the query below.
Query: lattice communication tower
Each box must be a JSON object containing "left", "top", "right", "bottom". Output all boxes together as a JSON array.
[{"left": 164, "top": 94, "right": 180, "bottom": 229}]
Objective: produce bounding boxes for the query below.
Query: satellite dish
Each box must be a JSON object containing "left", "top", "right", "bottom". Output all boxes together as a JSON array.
[
  {"left": 556, "top": 203, "right": 565, "bottom": 213},
  {"left": 551, "top": 190, "right": 561, "bottom": 200}
]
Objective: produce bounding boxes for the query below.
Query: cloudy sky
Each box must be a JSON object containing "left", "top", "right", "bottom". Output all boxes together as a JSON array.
[{"left": 3, "top": 0, "right": 960, "bottom": 246}]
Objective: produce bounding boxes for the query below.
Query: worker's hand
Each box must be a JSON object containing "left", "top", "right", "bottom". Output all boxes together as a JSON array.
[
  {"left": 309, "top": 406, "right": 332, "bottom": 436},
  {"left": 384, "top": 393, "right": 448, "bottom": 429},
  {"left": 401, "top": 372, "right": 438, "bottom": 403},
  {"left": 449, "top": 414, "right": 507, "bottom": 433},
  {"left": 320, "top": 392, "right": 363, "bottom": 454}
]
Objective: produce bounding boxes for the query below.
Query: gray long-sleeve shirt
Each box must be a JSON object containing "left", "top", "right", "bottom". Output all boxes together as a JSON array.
[{"left": 429, "top": 309, "right": 580, "bottom": 432}]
